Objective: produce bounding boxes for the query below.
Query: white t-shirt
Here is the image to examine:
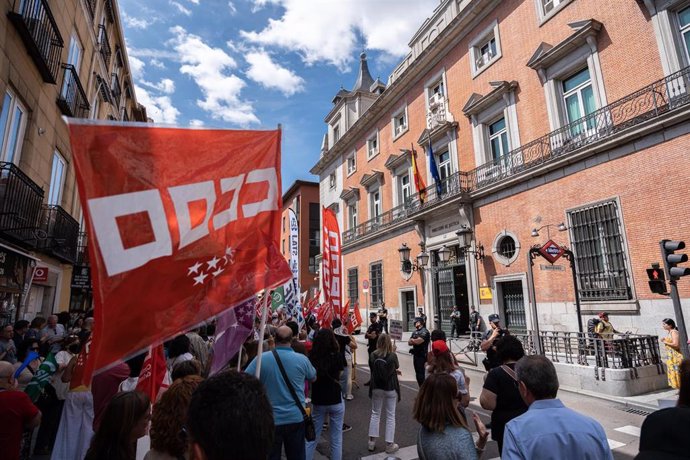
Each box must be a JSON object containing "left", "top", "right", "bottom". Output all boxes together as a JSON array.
[{"left": 52, "top": 350, "right": 75, "bottom": 400}]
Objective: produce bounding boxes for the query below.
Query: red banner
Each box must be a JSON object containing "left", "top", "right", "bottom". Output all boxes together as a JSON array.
[
  {"left": 322, "top": 207, "right": 342, "bottom": 320},
  {"left": 350, "top": 301, "right": 362, "bottom": 333},
  {"left": 67, "top": 122, "right": 292, "bottom": 378},
  {"left": 136, "top": 345, "right": 169, "bottom": 401}
]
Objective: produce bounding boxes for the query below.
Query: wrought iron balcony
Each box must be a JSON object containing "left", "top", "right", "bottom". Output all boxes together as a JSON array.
[
  {"left": 98, "top": 25, "right": 111, "bottom": 66},
  {"left": 0, "top": 162, "right": 44, "bottom": 248},
  {"left": 7, "top": 0, "right": 64, "bottom": 83},
  {"left": 76, "top": 232, "right": 89, "bottom": 265},
  {"left": 111, "top": 73, "right": 121, "bottom": 106},
  {"left": 39, "top": 205, "right": 80, "bottom": 263},
  {"left": 57, "top": 64, "right": 90, "bottom": 118},
  {"left": 86, "top": 0, "right": 96, "bottom": 18},
  {"left": 104, "top": 0, "right": 114, "bottom": 22},
  {"left": 467, "top": 66, "right": 690, "bottom": 191}
]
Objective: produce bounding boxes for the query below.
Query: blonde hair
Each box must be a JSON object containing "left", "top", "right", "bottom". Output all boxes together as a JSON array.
[{"left": 374, "top": 333, "right": 394, "bottom": 357}]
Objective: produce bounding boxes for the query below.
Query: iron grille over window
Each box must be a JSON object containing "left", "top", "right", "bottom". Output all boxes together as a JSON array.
[
  {"left": 348, "top": 268, "right": 358, "bottom": 304},
  {"left": 498, "top": 236, "right": 516, "bottom": 259},
  {"left": 370, "top": 262, "right": 383, "bottom": 308},
  {"left": 568, "top": 200, "right": 631, "bottom": 301}
]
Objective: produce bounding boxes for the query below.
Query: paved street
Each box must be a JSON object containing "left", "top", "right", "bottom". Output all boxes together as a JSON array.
[{"left": 311, "top": 339, "right": 651, "bottom": 460}]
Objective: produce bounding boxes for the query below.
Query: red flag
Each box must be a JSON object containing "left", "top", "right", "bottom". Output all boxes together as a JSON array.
[
  {"left": 412, "top": 145, "right": 427, "bottom": 204},
  {"left": 69, "top": 336, "right": 92, "bottom": 390},
  {"left": 322, "top": 207, "right": 342, "bottom": 320},
  {"left": 136, "top": 345, "right": 169, "bottom": 401},
  {"left": 317, "top": 301, "right": 334, "bottom": 327},
  {"left": 350, "top": 301, "right": 362, "bottom": 332},
  {"left": 67, "top": 122, "right": 292, "bottom": 379},
  {"left": 303, "top": 292, "right": 319, "bottom": 317}
]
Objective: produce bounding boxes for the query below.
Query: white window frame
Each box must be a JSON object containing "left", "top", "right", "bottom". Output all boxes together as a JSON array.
[
  {"left": 391, "top": 105, "right": 408, "bottom": 140},
  {"left": 681, "top": 5, "right": 690, "bottom": 63},
  {"left": 535, "top": 0, "right": 574, "bottom": 25},
  {"left": 369, "top": 188, "right": 382, "bottom": 222},
  {"left": 346, "top": 150, "right": 357, "bottom": 176},
  {"left": 329, "top": 172, "right": 336, "bottom": 189},
  {"left": 0, "top": 89, "right": 28, "bottom": 165},
  {"left": 487, "top": 117, "right": 510, "bottom": 163},
  {"left": 469, "top": 20, "right": 502, "bottom": 78},
  {"left": 348, "top": 202, "right": 358, "bottom": 230},
  {"left": 330, "top": 116, "right": 341, "bottom": 148},
  {"left": 468, "top": 92, "right": 521, "bottom": 168},
  {"left": 366, "top": 130, "right": 379, "bottom": 160},
  {"left": 646, "top": 1, "right": 690, "bottom": 76},
  {"left": 400, "top": 172, "right": 411, "bottom": 205},
  {"left": 48, "top": 150, "right": 67, "bottom": 206},
  {"left": 62, "top": 31, "right": 83, "bottom": 99}
]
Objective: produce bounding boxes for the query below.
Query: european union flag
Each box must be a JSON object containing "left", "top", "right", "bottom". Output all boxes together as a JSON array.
[{"left": 427, "top": 136, "right": 443, "bottom": 196}]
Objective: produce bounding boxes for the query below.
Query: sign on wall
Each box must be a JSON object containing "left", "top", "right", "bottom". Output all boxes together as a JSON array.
[
  {"left": 33, "top": 266, "right": 49, "bottom": 283},
  {"left": 479, "top": 287, "right": 493, "bottom": 300}
]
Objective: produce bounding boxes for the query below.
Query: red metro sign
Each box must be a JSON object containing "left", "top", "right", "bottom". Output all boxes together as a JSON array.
[{"left": 538, "top": 239, "right": 565, "bottom": 264}]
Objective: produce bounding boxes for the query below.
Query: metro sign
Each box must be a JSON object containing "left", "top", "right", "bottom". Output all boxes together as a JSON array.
[{"left": 539, "top": 239, "right": 565, "bottom": 264}]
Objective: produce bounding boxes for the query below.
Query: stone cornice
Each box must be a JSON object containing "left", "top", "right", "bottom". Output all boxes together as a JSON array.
[
  {"left": 462, "top": 81, "right": 519, "bottom": 118},
  {"left": 527, "top": 19, "right": 603, "bottom": 71}
]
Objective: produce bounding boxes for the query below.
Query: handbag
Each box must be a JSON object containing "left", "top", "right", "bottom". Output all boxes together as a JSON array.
[{"left": 271, "top": 350, "right": 316, "bottom": 442}]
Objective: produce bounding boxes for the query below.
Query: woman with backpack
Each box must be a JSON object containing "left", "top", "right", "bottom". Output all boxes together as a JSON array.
[{"left": 367, "top": 333, "right": 400, "bottom": 454}]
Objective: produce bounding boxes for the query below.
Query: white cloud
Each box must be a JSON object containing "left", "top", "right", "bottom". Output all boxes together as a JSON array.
[
  {"left": 188, "top": 0, "right": 200, "bottom": 3},
  {"left": 128, "top": 56, "right": 145, "bottom": 80},
  {"left": 189, "top": 119, "right": 205, "bottom": 126},
  {"left": 245, "top": 50, "right": 304, "bottom": 96},
  {"left": 135, "top": 85, "right": 180, "bottom": 124},
  {"left": 228, "top": 1, "right": 237, "bottom": 15},
  {"left": 170, "top": 26, "right": 259, "bottom": 126},
  {"left": 170, "top": 1, "right": 192, "bottom": 15},
  {"left": 241, "top": 0, "right": 437, "bottom": 68},
  {"left": 150, "top": 59, "right": 166, "bottom": 69},
  {"left": 140, "top": 77, "right": 176, "bottom": 94},
  {"left": 123, "top": 13, "right": 153, "bottom": 29}
]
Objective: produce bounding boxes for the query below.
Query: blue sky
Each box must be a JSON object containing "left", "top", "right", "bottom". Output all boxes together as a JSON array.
[{"left": 118, "top": 0, "right": 438, "bottom": 191}]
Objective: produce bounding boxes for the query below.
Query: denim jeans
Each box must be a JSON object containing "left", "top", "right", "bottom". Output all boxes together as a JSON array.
[
  {"left": 306, "top": 402, "right": 344, "bottom": 460},
  {"left": 340, "top": 354, "right": 352, "bottom": 398},
  {"left": 270, "top": 422, "right": 306, "bottom": 460},
  {"left": 368, "top": 389, "right": 397, "bottom": 443}
]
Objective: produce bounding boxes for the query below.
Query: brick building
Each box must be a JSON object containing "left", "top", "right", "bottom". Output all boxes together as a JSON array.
[
  {"left": 311, "top": 0, "right": 690, "bottom": 336},
  {"left": 281, "top": 180, "right": 320, "bottom": 299},
  {"left": 0, "top": 0, "right": 146, "bottom": 323}
]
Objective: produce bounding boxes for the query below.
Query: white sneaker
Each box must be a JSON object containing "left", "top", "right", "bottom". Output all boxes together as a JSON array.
[
  {"left": 385, "top": 443, "right": 399, "bottom": 454},
  {"left": 368, "top": 440, "right": 376, "bottom": 451}
]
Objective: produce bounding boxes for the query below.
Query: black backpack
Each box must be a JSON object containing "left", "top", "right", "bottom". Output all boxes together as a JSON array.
[
  {"left": 587, "top": 318, "right": 601, "bottom": 335},
  {"left": 372, "top": 355, "right": 394, "bottom": 389}
]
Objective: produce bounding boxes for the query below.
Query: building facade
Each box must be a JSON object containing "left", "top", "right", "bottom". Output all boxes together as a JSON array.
[
  {"left": 311, "top": 0, "right": 690, "bottom": 335},
  {"left": 0, "top": 0, "right": 146, "bottom": 323},
  {"left": 281, "top": 180, "right": 321, "bottom": 299}
]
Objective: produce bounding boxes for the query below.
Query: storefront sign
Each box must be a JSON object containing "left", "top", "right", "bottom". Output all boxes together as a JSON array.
[
  {"left": 389, "top": 319, "right": 403, "bottom": 340},
  {"left": 33, "top": 266, "right": 49, "bottom": 282},
  {"left": 71, "top": 266, "right": 92, "bottom": 290},
  {"left": 540, "top": 264, "right": 566, "bottom": 272},
  {"left": 479, "top": 287, "right": 493, "bottom": 300}
]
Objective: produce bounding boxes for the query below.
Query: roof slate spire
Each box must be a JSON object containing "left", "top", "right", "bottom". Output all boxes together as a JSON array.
[{"left": 352, "top": 51, "right": 375, "bottom": 93}]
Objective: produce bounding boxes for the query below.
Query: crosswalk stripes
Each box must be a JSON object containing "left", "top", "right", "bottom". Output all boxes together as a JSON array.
[
  {"left": 608, "top": 439, "right": 627, "bottom": 450},
  {"left": 360, "top": 445, "right": 418, "bottom": 460},
  {"left": 614, "top": 425, "right": 641, "bottom": 437}
]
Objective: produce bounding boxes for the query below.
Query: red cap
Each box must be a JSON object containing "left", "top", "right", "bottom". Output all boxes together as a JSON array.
[{"left": 431, "top": 340, "right": 449, "bottom": 355}]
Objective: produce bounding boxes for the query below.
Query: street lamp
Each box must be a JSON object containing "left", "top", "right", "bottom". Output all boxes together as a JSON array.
[
  {"left": 455, "top": 225, "right": 485, "bottom": 261},
  {"left": 531, "top": 222, "right": 567, "bottom": 239},
  {"left": 398, "top": 242, "right": 429, "bottom": 274}
]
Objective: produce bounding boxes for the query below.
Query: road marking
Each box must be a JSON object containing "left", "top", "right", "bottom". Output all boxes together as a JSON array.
[
  {"left": 607, "top": 439, "right": 626, "bottom": 450},
  {"left": 614, "top": 425, "right": 641, "bottom": 437},
  {"left": 360, "top": 445, "right": 418, "bottom": 460}
]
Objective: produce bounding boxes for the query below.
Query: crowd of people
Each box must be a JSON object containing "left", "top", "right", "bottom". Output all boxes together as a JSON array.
[{"left": 1, "top": 305, "right": 689, "bottom": 460}]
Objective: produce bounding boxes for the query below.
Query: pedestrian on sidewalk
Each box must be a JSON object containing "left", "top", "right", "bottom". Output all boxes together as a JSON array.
[
  {"left": 246, "top": 326, "right": 316, "bottom": 460},
  {"left": 332, "top": 320, "right": 356, "bottom": 401},
  {"left": 364, "top": 312, "right": 383, "bottom": 386},
  {"left": 480, "top": 314, "right": 508, "bottom": 371},
  {"left": 450, "top": 306, "right": 462, "bottom": 338},
  {"left": 636, "top": 358, "right": 690, "bottom": 460},
  {"left": 661, "top": 318, "right": 683, "bottom": 389},
  {"left": 480, "top": 335, "right": 528, "bottom": 456},
  {"left": 414, "top": 372, "right": 488, "bottom": 460},
  {"left": 408, "top": 317, "right": 430, "bottom": 386},
  {"left": 501, "top": 355, "right": 612, "bottom": 460},
  {"left": 378, "top": 303, "right": 389, "bottom": 334},
  {"left": 368, "top": 333, "right": 400, "bottom": 454},
  {"left": 0, "top": 361, "right": 42, "bottom": 460}
]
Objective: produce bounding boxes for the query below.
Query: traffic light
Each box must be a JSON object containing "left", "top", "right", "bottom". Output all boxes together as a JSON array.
[
  {"left": 661, "top": 240, "right": 690, "bottom": 280},
  {"left": 646, "top": 265, "right": 668, "bottom": 295}
]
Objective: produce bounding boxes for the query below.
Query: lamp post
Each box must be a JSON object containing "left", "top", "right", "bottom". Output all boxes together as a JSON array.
[{"left": 455, "top": 225, "right": 485, "bottom": 260}]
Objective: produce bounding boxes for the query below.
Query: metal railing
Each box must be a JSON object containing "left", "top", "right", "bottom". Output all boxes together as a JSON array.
[
  {"left": 8, "top": 0, "right": 64, "bottom": 83},
  {"left": 466, "top": 66, "right": 690, "bottom": 190},
  {"left": 342, "top": 170, "right": 472, "bottom": 244},
  {"left": 341, "top": 67, "right": 690, "bottom": 245},
  {"left": 0, "top": 162, "right": 44, "bottom": 247},
  {"left": 86, "top": 0, "right": 97, "bottom": 18},
  {"left": 505, "top": 330, "right": 664, "bottom": 380},
  {"left": 98, "top": 25, "right": 111, "bottom": 66},
  {"left": 40, "top": 205, "right": 80, "bottom": 263},
  {"left": 104, "top": 0, "right": 114, "bottom": 22},
  {"left": 111, "top": 73, "right": 121, "bottom": 106},
  {"left": 57, "top": 64, "right": 90, "bottom": 118}
]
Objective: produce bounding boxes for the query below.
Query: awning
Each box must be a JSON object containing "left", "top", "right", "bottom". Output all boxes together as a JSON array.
[{"left": 0, "top": 241, "right": 41, "bottom": 262}]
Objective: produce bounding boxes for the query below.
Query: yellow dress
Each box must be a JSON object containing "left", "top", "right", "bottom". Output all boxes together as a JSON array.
[{"left": 664, "top": 331, "right": 683, "bottom": 389}]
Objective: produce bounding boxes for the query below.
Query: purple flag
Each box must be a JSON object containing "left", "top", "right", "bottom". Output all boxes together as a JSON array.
[{"left": 210, "top": 297, "right": 256, "bottom": 375}]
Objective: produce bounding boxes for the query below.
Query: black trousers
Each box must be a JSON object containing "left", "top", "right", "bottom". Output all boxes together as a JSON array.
[
  {"left": 450, "top": 320, "right": 462, "bottom": 337},
  {"left": 270, "top": 421, "right": 305, "bottom": 460},
  {"left": 413, "top": 354, "right": 426, "bottom": 386}
]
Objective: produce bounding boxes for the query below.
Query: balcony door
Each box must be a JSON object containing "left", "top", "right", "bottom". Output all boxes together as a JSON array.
[
  {"left": 48, "top": 150, "right": 66, "bottom": 206},
  {"left": 61, "top": 32, "right": 83, "bottom": 98},
  {"left": 562, "top": 67, "right": 596, "bottom": 137},
  {"left": 0, "top": 90, "right": 27, "bottom": 164}
]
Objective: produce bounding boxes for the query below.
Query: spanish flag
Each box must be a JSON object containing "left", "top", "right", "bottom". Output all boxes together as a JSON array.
[{"left": 411, "top": 144, "right": 427, "bottom": 203}]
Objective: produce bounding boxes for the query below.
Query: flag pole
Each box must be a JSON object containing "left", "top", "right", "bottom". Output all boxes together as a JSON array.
[
  {"left": 254, "top": 291, "right": 272, "bottom": 379},
  {"left": 236, "top": 345, "right": 243, "bottom": 372}
]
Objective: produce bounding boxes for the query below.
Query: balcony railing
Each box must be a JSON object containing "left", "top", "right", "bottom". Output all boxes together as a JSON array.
[
  {"left": 343, "top": 66, "right": 690, "bottom": 245},
  {"left": 76, "top": 231, "right": 89, "bottom": 265},
  {"left": 39, "top": 205, "right": 80, "bottom": 263},
  {"left": 467, "top": 66, "right": 690, "bottom": 190},
  {"left": 7, "top": 0, "right": 64, "bottom": 83},
  {"left": 98, "top": 25, "right": 111, "bottom": 65},
  {"left": 111, "top": 73, "right": 121, "bottom": 106},
  {"left": 0, "top": 162, "right": 44, "bottom": 247},
  {"left": 104, "top": 0, "right": 114, "bottom": 22},
  {"left": 57, "top": 64, "right": 90, "bottom": 118}
]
